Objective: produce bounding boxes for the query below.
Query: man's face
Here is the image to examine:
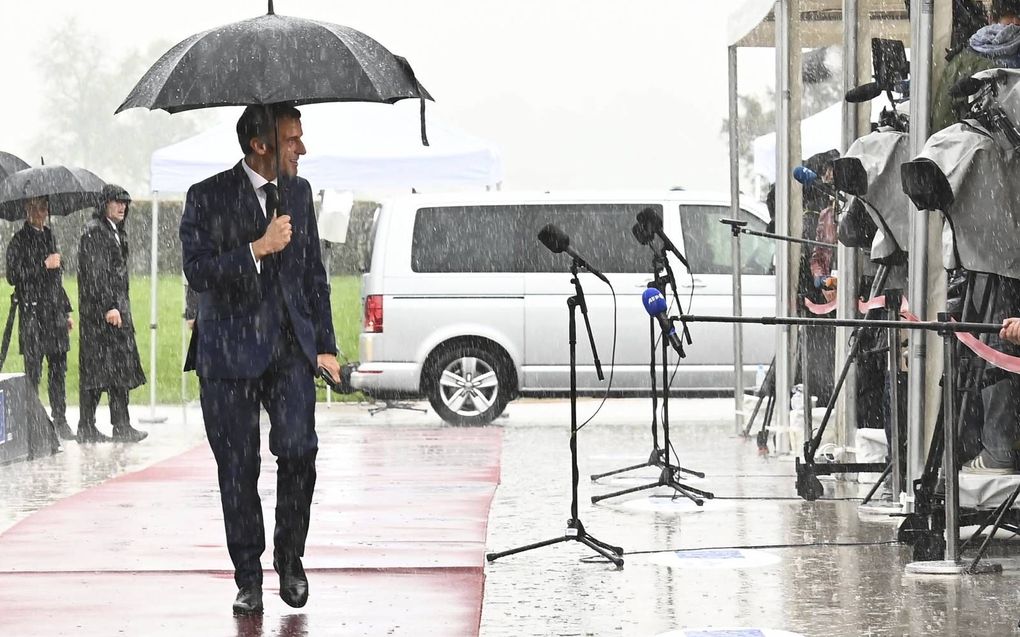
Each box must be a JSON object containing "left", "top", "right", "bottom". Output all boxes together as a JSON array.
[
  {"left": 273, "top": 115, "right": 306, "bottom": 178},
  {"left": 24, "top": 197, "right": 48, "bottom": 228},
  {"left": 105, "top": 200, "right": 127, "bottom": 224}
]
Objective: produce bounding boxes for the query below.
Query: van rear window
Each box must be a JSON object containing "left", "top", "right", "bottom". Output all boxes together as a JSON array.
[{"left": 411, "top": 204, "right": 659, "bottom": 274}]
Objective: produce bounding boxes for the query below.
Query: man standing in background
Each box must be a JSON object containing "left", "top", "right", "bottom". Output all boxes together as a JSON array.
[{"left": 5, "top": 195, "right": 74, "bottom": 440}]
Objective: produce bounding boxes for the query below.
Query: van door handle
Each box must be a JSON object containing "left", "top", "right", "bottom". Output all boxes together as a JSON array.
[{"left": 680, "top": 279, "right": 708, "bottom": 289}]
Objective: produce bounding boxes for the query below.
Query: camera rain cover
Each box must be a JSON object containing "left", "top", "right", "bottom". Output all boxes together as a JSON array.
[
  {"left": 844, "top": 130, "right": 912, "bottom": 262},
  {"left": 917, "top": 120, "right": 1020, "bottom": 278}
]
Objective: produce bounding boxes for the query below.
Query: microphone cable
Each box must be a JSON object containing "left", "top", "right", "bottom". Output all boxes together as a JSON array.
[{"left": 576, "top": 279, "right": 617, "bottom": 433}]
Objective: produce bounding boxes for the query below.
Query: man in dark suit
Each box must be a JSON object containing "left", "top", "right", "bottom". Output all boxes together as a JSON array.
[{"left": 180, "top": 103, "right": 340, "bottom": 616}]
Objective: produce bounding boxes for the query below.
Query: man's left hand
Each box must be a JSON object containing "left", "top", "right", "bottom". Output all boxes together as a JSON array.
[
  {"left": 317, "top": 353, "right": 341, "bottom": 384},
  {"left": 66, "top": 316, "right": 73, "bottom": 332}
]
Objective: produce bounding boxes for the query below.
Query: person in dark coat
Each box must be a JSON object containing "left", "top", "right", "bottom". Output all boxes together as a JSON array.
[
  {"left": 180, "top": 104, "right": 340, "bottom": 615},
  {"left": 5, "top": 196, "right": 74, "bottom": 440},
  {"left": 76, "top": 184, "right": 147, "bottom": 443}
]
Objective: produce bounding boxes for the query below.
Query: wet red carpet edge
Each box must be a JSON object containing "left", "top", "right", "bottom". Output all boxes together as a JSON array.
[{"left": 0, "top": 425, "right": 503, "bottom": 636}]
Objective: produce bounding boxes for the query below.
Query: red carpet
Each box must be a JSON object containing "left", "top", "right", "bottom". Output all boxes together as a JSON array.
[{"left": 0, "top": 425, "right": 502, "bottom": 636}]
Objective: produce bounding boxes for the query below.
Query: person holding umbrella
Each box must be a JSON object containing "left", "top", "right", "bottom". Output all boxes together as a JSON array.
[
  {"left": 5, "top": 195, "right": 74, "bottom": 440},
  {"left": 181, "top": 104, "right": 340, "bottom": 615},
  {"left": 76, "top": 185, "right": 148, "bottom": 443}
]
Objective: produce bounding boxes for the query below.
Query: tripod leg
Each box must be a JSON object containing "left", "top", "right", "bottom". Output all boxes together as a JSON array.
[
  {"left": 486, "top": 535, "right": 570, "bottom": 562},
  {"left": 578, "top": 536, "right": 624, "bottom": 567},
  {"left": 860, "top": 463, "right": 892, "bottom": 505},
  {"left": 591, "top": 480, "right": 662, "bottom": 504},
  {"left": 675, "top": 465, "right": 706, "bottom": 479},
  {"left": 591, "top": 460, "right": 655, "bottom": 482},
  {"left": 665, "top": 478, "right": 714, "bottom": 501},
  {"left": 966, "top": 482, "right": 1020, "bottom": 571}
]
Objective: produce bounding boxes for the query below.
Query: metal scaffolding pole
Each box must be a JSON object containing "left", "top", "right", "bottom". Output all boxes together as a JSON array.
[
  {"left": 905, "top": 0, "right": 934, "bottom": 502},
  {"left": 728, "top": 44, "right": 744, "bottom": 436}
]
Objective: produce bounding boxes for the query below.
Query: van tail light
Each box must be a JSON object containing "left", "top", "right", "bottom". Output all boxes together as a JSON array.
[{"left": 363, "top": 295, "right": 383, "bottom": 333}]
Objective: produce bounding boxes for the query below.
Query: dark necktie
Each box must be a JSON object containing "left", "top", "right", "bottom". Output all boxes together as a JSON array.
[{"left": 262, "top": 182, "right": 279, "bottom": 218}]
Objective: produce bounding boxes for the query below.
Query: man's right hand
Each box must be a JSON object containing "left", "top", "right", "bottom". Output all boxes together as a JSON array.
[
  {"left": 105, "top": 309, "right": 122, "bottom": 328},
  {"left": 44, "top": 253, "right": 61, "bottom": 269},
  {"left": 1001, "top": 317, "right": 1020, "bottom": 345},
  {"left": 252, "top": 213, "right": 292, "bottom": 259}
]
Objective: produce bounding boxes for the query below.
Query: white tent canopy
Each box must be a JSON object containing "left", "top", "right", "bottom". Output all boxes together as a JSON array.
[
  {"left": 150, "top": 100, "right": 503, "bottom": 193},
  {"left": 752, "top": 99, "right": 886, "bottom": 182}
]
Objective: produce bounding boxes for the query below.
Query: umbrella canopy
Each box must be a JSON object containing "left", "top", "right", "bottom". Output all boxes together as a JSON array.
[
  {"left": 0, "top": 152, "right": 29, "bottom": 181},
  {"left": 116, "top": 6, "right": 430, "bottom": 115},
  {"left": 0, "top": 165, "right": 105, "bottom": 220}
]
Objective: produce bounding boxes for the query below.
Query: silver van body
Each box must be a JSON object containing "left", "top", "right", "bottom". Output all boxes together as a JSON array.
[{"left": 352, "top": 191, "right": 776, "bottom": 424}]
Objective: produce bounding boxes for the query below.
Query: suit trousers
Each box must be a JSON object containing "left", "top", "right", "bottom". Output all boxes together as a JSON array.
[
  {"left": 78, "top": 386, "right": 129, "bottom": 429},
  {"left": 199, "top": 324, "right": 318, "bottom": 589},
  {"left": 24, "top": 350, "right": 67, "bottom": 424}
]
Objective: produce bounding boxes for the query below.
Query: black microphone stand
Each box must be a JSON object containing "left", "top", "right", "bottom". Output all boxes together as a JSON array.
[
  {"left": 591, "top": 247, "right": 714, "bottom": 506},
  {"left": 486, "top": 259, "right": 623, "bottom": 567}
]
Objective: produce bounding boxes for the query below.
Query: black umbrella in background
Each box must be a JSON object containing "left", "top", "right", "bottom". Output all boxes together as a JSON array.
[
  {"left": 116, "top": 0, "right": 432, "bottom": 144},
  {"left": 0, "top": 165, "right": 106, "bottom": 220},
  {"left": 0, "top": 163, "right": 105, "bottom": 372},
  {"left": 0, "top": 152, "right": 29, "bottom": 181}
]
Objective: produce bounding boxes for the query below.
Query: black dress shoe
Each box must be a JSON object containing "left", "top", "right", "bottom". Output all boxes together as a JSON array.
[
  {"left": 232, "top": 585, "right": 263, "bottom": 615},
  {"left": 111, "top": 424, "right": 148, "bottom": 443},
  {"left": 274, "top": 556, "right": 309, "bottom": 608},
  {"left": 76, "top": 423, "right": 112, "bottom": 443}
]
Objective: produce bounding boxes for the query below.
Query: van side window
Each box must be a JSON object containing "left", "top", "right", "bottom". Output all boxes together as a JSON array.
[
  {"left": 522, "top": 203, "right": 655, "bottom": 274},
  {"left": 411, "top": 204, "right": 655, "bottom": 274},
  {"left": 679, "top": 205, "right": 775, "bottom": 275},
  {"left": 412, "top": 206, "right": 524, "bottom": 272}
]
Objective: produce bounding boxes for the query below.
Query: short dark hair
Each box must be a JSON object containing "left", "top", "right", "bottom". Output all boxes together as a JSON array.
[
  {"left": 993, "top": 0, "right": 1020, "bottom": 19},
  {"left": 235, "top": 104, "right": 302, "bottom": 155}
]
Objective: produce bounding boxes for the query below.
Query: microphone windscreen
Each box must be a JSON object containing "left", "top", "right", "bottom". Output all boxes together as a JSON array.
[
  {"left": 636, "top": 207, "right": 663, "bottom": 233},
  {"left": 793, "top": 165, "right": 818, "bottom": 186},
  {"left": 641, "top": 287, "right": 668, "bottom": 316},
  {"left": 538, "top": 223, "right": 569, "bottom": 254},
  {"left": 949, "top": 77, "right": 984, "bottom": 99},
  {"left": 845, "top": 82, "right": 883, "bottom": 103},
  {"left": 631, "top": 221, "right": 654, "bottom": 245}
]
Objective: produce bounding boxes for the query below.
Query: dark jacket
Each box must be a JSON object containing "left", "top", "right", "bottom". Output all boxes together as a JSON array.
[
  {"left": 77, "top": 209, "right": 145, "bottom": 390},
  {"left": 180, "top": 162, "right": 336, "bottom": 379},
  {"left": 932, "top": 48, "right": 998, "bottom": 133},
  {"left": 5, "top": 223, "right": 71, "bottom": 356}
]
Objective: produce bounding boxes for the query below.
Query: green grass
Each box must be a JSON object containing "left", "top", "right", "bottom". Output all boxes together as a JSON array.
[{"left": 0, "top": 274, "right": 363, "bottom": 406}]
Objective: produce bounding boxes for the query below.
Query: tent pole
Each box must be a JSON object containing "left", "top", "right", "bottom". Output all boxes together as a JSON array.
[
  {"left": 836, "top": 0, "right": 862, "bottom": 463},
  {"left": 728, "top": 44, "right": 744, "bottom": 437},
  {"left": 905, "top": 0, "right": 934, "bottom": 502},
  {"left": 774, "top": 0, "right": 802, "bottom": 447},
  {"left": 140, "top": 192, "right": 166, "bottom": 424}
]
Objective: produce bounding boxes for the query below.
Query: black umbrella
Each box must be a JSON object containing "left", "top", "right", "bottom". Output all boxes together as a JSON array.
[
  {"left": 0, "top": 165, "right": 106, "bottom": 220},
  {"left": 116, "top": 1, "right": 432, "bottom": 143},
  {"left": 0, "top": 152, "right": 29, "bottom": 181}
]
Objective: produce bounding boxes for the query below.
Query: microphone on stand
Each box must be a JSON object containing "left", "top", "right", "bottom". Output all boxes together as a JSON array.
[
  {"left": 635, "top": 208, "right": 690, "bottom": 271},
  {"left": 793, "top": 166, "right": 846, "bottom": 202},
  {"left": 537, "top": 223, "right": 610, "bottom": 284},
  {"left": 642, "top": 287, "right": 683, "bottom": 355},
  {"left": 844, "top": 82, "right": 883, "bottom": 103}
]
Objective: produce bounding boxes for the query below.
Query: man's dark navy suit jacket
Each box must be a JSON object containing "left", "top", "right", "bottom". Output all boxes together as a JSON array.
[{"left": 180, "top": 161, "right": 336, "bottom": 379}]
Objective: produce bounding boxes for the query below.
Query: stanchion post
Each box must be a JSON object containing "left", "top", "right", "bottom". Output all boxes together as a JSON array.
[
  {"left": 886, "top": 290, "right": 902, "bottom": 504},
  {"left": 725, "top": 219, "right": 746, "bottom": 436}
]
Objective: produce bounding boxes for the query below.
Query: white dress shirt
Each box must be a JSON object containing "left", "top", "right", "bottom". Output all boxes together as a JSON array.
[{"left": 240, "top": 159, "right": 277, "bottom": 274}]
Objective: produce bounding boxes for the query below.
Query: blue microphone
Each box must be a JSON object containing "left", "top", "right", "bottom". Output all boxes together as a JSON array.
[
  {"left": 642, "top": 287, "right": 683, "bottom": 354},
  {"left": 793, "top": 165, "right": 844, "bottom": 201}
]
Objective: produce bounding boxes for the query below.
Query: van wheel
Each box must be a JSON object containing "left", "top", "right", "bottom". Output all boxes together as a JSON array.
[{"left": 426, "top": 346, "right": 510, "bottom": 426}]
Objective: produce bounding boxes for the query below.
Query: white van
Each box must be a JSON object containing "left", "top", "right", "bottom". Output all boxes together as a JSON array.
[{"left": 351, "top": 191, "right": 776, "bottom": 425}]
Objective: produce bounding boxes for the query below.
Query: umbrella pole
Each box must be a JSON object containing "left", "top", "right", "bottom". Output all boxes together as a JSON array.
[{"left": 140, "top": 192, "right": 166, "bottom": 424}]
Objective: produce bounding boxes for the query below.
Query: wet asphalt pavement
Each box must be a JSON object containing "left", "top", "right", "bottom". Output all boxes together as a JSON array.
[{"left": 2, "top": 397, "right": 1020, "bottom": 636}]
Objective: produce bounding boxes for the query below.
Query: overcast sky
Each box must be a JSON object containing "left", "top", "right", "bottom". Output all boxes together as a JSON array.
[{"left": 0, "top": 1, "right": 774, "bottom": 194}]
